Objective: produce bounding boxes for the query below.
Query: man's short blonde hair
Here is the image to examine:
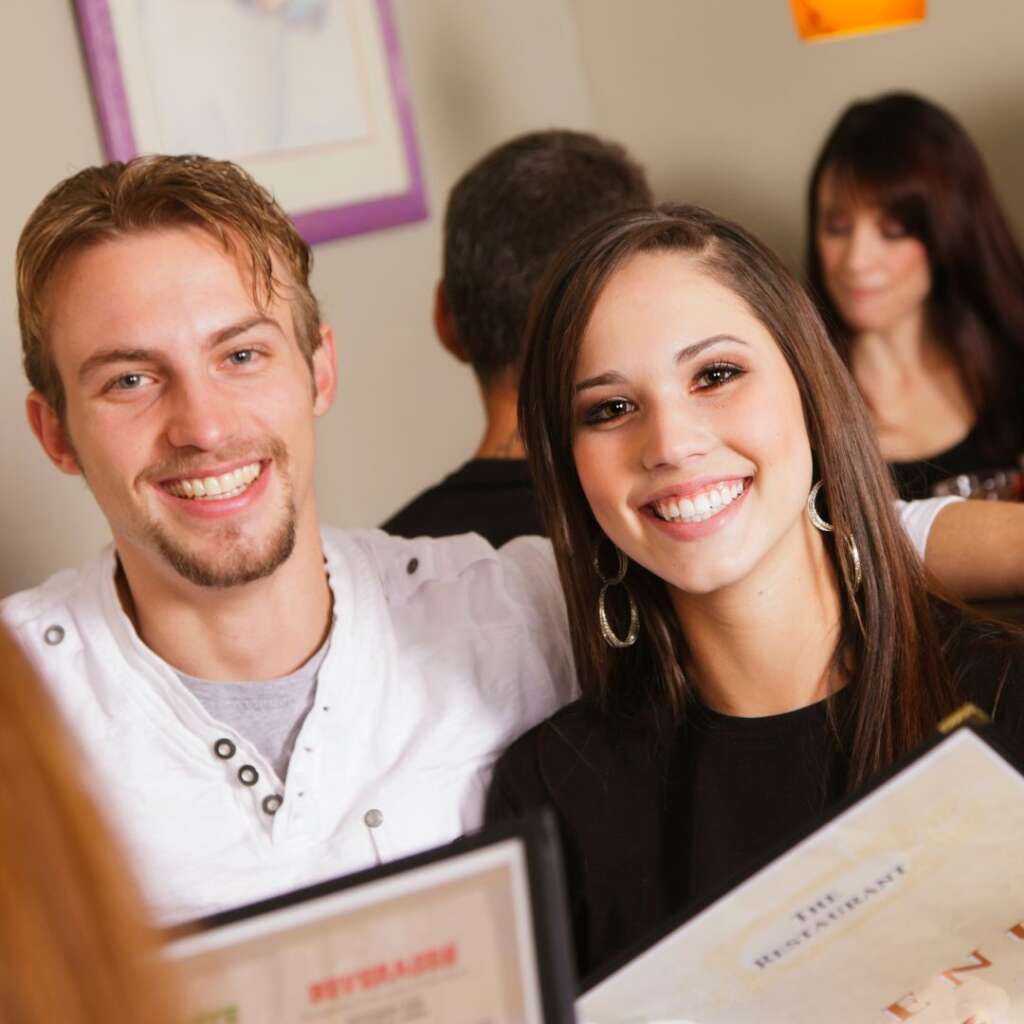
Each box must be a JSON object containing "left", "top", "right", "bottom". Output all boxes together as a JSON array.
[{"left": 16, "top": 154, "right": 322, "bottom": 418}]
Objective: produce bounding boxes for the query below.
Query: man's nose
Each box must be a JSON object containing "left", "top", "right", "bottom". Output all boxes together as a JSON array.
[
  {"left": 639, "top": 401, "right": 709, "bottom": 472},
  {"left": 163, "top": 378, "right": 239, "bottom": 451}
]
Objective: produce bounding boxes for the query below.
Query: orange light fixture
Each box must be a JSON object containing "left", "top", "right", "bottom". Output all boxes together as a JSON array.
[{"left": 791, "top": 0, "right": 926, "bottom": 42}]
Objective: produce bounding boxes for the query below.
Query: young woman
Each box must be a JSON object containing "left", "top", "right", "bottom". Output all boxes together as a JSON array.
[
  {"left": 485, "top": 205, "right": 1024, "bottom": 979},
  {"left": 806, "top": 92, "right": 1024, "bottom": 499},
  {"left": 0, "top": 624, "right": 176, "bottom": 1023}
]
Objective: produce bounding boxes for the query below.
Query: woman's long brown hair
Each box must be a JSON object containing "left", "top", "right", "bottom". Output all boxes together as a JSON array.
[
  {"left": 519, "top": 204, "right": 961, "bottom": 788},
  {"left": 0, "top": 625, "right": 176, "bottom": 1023},
  {"left": 806, "top": 91, "right": 1024, "bottom": 462}
]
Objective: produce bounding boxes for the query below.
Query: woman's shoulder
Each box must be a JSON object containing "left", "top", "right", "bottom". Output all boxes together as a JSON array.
[
  {"left": 486, "top": 697, "right": 660, "bottom": 821},
  {"left": 492, "top": 699, "right": 619, "bottom": 779}
]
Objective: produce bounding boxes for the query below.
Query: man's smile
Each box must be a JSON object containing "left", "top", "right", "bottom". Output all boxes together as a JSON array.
[{"left": 162, "top": 460, "right": 263, "bottom": 500}]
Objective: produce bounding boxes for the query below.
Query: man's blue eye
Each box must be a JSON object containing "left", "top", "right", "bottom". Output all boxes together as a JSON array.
[
  {"left": 229, "top": 349, "right": 254, "bottom": 364},
  {"left": 114, "top": 374, "right": 145, "bottom": 390}
]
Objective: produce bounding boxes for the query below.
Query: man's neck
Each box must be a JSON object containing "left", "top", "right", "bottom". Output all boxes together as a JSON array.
[
  {"left": 116, "top": 516, "right": 333, "bottom": 682},
  {"left": 474, "top": 376, "right": 525, "bottom": 460}
]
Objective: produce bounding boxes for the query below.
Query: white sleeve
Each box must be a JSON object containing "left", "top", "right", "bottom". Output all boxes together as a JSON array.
[{"left": 895, "top": 496, "right": 964, "bottom": 560}]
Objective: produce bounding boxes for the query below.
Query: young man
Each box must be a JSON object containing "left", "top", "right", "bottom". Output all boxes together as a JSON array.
[
  {"left": 2, "top": 156, "right": 573, "bottom": 923},
  {"left": 3, "top": 154, "right": 1021, "bottom": 927},
  {"left": 382, "top": 130, "right": 653, "bottom": 544}
]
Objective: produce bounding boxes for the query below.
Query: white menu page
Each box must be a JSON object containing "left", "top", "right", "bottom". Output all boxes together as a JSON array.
[{"left": 578, "top": 729, "right": 1024, "bottom": 1024}]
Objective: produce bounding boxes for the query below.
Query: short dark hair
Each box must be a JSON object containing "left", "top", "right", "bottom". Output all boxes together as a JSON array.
[{"left": 442, "top": 130, "right": 652, "bottom": 385}]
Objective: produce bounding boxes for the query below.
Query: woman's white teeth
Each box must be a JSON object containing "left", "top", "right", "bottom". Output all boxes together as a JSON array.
[
  {"left": 165, "top": 462, "right": 262, "bottom": 500},
  {"left": 653, "top": 480, "right": 744, "bottom": 523}
]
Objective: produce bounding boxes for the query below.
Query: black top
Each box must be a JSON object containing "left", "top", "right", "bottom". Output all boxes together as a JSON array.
[
  {"left": 380, "top": 459, "right": 543, "bottom": 547},
  {"left": 485, "top": 629, "right": 1024, "bottom": 981},
  {"left": 888, "top": 423, "right": 1022, "bottom": 500}
]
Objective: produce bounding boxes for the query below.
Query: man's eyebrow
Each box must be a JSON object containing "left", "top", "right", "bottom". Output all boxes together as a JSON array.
[
  {"left": 573, "top": 335, "right": 748, "bottom": 395},
  {"left": 78, "top": 348, "right": 161, "bottom": 384},
  {"left": 77, "top": 315, "right": 284, "bottom": 384},
  {"left": 212, "top": 314, "right": 282, "bottom": 345}
]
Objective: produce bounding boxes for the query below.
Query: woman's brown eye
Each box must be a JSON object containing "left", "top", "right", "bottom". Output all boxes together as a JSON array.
[
  {"left": 821, "top": 217, "right": 850, "bottom": 235},
  {"left": 584, "top": 398, "right": 633, "bottom": 424},
  {"left": 696, "top": 363, "right": 742, "bottom": 390}
]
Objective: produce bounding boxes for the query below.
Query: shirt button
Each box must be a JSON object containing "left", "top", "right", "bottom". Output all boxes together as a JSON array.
[
  {"left": 262, "top": 794, "right": 283, "bottom": 815},
  {"left": 238, "top": 764, "right": 259, "bottom": 786},
  {"left": 364, "top": 808, "right": 384, "bottom": 829},
  {"left": 213, "top": 738, "right": 236, "bottom": 759},
  {"left": 43, "top": 625, "right": 65, "bottom": 646},
  {"left": 406, "top": 557, "right": 419, "bottom": 575}
]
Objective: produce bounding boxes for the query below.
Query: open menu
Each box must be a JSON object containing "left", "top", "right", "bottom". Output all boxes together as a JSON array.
[
  {"left": 578, "top": 723, "right": 1024, "bottom": 1024},
  {"left": 166, "top": 814, "right": 576, "bottom": 1024}
]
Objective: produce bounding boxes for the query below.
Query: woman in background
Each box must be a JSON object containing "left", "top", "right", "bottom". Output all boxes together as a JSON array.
[
  {"left": 0, "top": 625, "right": 175, "bottom": 1023},
  {"left": 806, "top": 91, "right": 1024, "bottom": 499},
  {"left": 486, "top": 205, "right": 1024, "bottom": 978}
]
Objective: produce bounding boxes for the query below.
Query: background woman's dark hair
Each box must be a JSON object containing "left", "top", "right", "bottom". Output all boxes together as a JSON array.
[
  {"left": 519, "top": 203, "right": 961, "bottom": 788},
  {"left": 806, "top": 91, "right": 1024, "bottom": 461}
]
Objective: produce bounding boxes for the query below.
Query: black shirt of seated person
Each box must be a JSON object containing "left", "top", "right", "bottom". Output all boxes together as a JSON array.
[
  {"left": 381, "top": 459, "right": 543, "bottom": 546},
  {"left": 485, "top": 620, "right": 1024, "bottom": 982},
  {"left": 888, "top": 417, "right": 1024, "bottom": 500}
]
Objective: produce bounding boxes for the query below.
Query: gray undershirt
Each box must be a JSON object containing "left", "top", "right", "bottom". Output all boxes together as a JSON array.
[{"left": 177, "top": 639, "right": 329, "bottom": 781}]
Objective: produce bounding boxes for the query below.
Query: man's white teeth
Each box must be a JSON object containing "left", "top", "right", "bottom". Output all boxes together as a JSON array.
[
  {"left": 652, "top": 480, "right": 745, "bottom": 523},
  {"left": 165, "top": 462, "right": 262, "bottom": 500}
]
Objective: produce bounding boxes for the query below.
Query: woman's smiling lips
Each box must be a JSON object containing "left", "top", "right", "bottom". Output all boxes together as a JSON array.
[{"left": 640, "top": 475, "right": 752, "bottom": 539}]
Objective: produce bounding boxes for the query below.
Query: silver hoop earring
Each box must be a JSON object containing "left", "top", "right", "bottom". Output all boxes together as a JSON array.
[
  {"left": 594, "top": 544, "right": 639, "bottom": 649},
  {"left": 806, "top": 480, "right": 863, "bottom": 590}
]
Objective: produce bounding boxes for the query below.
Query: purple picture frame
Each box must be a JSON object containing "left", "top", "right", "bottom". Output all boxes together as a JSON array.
[{"left": 73, "top": 0, "right": 427, "bottom": 245}]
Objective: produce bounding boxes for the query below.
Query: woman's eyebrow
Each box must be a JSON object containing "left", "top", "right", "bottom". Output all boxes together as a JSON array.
[
  {"left": 574, "top": 335, "right": 748, "bottom": 395},
  {"left": 574, "top": 370, "right": 627, "bottom": 395},
  {"left": 674, "top": 334, "right": 749, "bottom": 364}
]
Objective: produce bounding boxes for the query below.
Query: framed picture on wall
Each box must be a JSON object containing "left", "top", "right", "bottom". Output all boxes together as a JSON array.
[{"left": 73, "top": 0, "right": 427, "bottom": 244}]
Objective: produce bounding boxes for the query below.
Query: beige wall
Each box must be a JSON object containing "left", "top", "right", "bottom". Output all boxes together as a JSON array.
[
  {"left": 3, "top": 0, "right": 1023, "bottom": 596},
  {"left": 0, "top": 0, "right": 592, "bottom": 595},
  {"left": 569, "top": 0, "right": 1024, "bottom": 266}
]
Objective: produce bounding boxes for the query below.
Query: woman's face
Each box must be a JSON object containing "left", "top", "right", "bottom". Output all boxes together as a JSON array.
[
  {"left": 572, "top": 251, "right": 816, "bottom": 599},
  {"left": 816, "top": 167, "right": 932, "bottom": 335}
]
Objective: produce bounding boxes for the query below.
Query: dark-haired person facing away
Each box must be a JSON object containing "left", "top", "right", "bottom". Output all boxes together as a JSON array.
[
  {"left": 382, "top": 129, "right": 653, "bottom": 545},
  {"left": 807, "top": 92, "right": 1024, "bottom": 500},
  {"left": 485, "top": 205, "right": 1024, "bottom": 981}
]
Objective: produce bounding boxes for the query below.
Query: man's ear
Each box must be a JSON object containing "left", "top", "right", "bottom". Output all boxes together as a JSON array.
[
  {"left": 433, "top": 281, "right": 469, "bottom": 363},
  {"left": 26, "top": 391, "right": 81, "bottom": 476},
  {"left": 312, "top": 324, "right": 338, "bottom": 417}
]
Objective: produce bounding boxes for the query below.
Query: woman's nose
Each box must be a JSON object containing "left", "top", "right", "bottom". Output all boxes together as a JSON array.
[
  {"left": 639, "top": 401, "right": 710, "bottom": 472},
  {"left": 840, "top": 222, "right": 881, "bottom": 274}
]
